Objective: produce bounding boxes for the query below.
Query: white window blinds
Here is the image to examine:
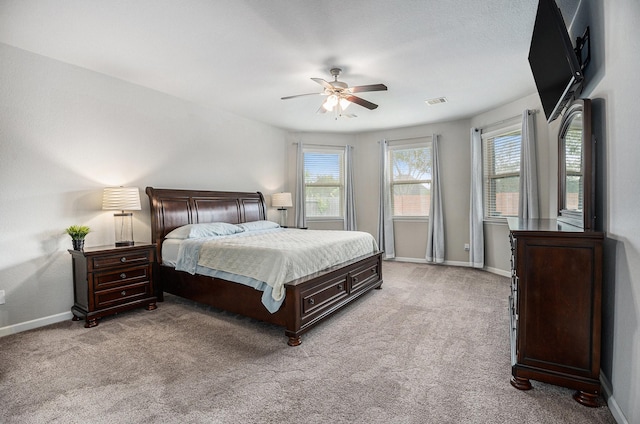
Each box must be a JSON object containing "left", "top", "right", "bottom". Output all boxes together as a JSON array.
[
  {"left": 482, "top": 124, "right": 522, "bottom": 218},
  {"left": 303, "top": 147, "right": 345, "bottom": 218},
  {"left": 564, "top": 125, "right": 583, "bottom": 211}
]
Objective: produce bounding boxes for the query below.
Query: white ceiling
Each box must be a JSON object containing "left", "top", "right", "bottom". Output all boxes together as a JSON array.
[{"left": 0, "top": 0, "right": 579, "bottom": 133}]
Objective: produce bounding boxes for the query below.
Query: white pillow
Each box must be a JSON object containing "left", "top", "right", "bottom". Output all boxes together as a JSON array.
[
  {"left": 165, "top": 222, "right": 244, "bottom": 239},
  {"left": 235, "top": 220, "right": 280, "bottom": 232}
]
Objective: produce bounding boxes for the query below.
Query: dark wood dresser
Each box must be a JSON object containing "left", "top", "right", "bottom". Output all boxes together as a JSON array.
[
  {"left": 69, "top": 243, "right": 157, "bottom": 327},
  {"left": 507, "top": 218, "right": 604, "bottom": 407}
]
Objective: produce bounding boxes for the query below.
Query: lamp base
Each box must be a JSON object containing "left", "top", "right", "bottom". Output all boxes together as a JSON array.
[
  {"left": 113, "top": 212, "right": 134, "bottom": 247},
  {"left": 278, "top": 208, "right": 288, "bottom": 227}
]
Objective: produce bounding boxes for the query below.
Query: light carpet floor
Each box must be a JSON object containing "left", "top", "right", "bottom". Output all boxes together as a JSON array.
[{"left": 0, "top": 261, "right": 617, "bottom": 423}]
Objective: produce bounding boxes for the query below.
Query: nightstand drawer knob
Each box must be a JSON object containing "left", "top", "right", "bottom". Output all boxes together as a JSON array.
[
  {"left": 120, "top": 257, "right": 127, "bottom": 263},
  {"left": 337, "top": 284, "right": 343, "bottom": 290},
  {"left": 121, "top": 290, "right": 127, "bottom": 296},
  {"left": 120, "top": 273, "right": 126, "bottom": 279},
  {"left": 308, "top": 298, "right": 315, "bottom": 305}
]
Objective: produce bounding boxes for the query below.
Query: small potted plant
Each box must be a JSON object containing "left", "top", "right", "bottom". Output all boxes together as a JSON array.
[{"left": 65, "top": 225, "right": 91, "bottom": 250}]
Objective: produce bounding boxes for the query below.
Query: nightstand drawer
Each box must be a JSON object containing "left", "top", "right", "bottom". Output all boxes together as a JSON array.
[
  {"left": 95, "top": 282, "right": 150, "bottom": 308},
  {"left": 92, "top": 251, "right": 151, "bottom": 270},
  {"left": 94, "top": 265, "right": 150, "bottom": 289}
]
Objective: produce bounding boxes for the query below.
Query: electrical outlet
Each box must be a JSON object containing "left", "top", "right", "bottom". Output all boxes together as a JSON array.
[
  {"left": 0, "top": 290, "right": 5, "bottom": 305},
  {"left": 464, "top": 243, "right": 470, "bottom": 251}
]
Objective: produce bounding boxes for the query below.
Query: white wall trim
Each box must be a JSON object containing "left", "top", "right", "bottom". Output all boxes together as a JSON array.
[
  {"left": 387, "top": 257, "right": 474, "bottom": 268},
  {"left": 484, "top": 266, "right": 511, "bottom": 277},
  {"left": 601, "top": 372, "right": 628, "bottom": 424},
  {"left": 387, "top": 257, "right": 512, "bottom": 277},
  {"left": 0, "top": 311, "right": 73, "bottom": 338}
]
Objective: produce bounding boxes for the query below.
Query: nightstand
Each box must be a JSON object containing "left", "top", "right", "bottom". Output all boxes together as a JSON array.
[{"left": 69, "top": 243, "right": 157, "bottom": 328}]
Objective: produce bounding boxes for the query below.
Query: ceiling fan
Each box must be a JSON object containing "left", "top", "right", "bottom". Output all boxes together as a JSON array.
[{"left": 281, "top": 68, "right": 387, "bottom": 118}]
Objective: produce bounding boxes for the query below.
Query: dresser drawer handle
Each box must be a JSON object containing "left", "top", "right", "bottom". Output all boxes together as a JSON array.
[
  {"left": 353, "top": 277, "right": 359, "bottom": 284},
  {"left": 121, "top": 290, "right": 127, "bottom": 296},
  {"left": 308, "top": 298, "right": 315, "bottom": 305},
  {"left": 337, "top": 284, "right": 343, "bottom": 290},
  {"left": 120, "top": 273, "right": 126, "bottom": 279},
  {"left": 120, "top": 257, "right": 127, "bottom": 263}
]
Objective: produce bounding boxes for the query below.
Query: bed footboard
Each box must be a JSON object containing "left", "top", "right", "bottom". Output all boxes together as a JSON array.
[
  {"left": 158, "top": 252, "right": 383, "bottom": 345},
  {"left": 283, "top": 252, "right": 383, "bottom": 346}
]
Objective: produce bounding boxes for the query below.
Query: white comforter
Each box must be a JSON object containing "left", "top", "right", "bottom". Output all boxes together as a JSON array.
[{"left": 175, "top": 228, "right": 378, "bottom": 304}]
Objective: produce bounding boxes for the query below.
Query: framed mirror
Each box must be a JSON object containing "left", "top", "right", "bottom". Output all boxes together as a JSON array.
[{"left": 557, "top": 98, "right": 594, "bottom": 230}]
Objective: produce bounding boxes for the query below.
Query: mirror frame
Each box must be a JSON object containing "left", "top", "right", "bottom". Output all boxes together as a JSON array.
[{"left": 557, "top": 98, "right": 594, "bottom": 230}]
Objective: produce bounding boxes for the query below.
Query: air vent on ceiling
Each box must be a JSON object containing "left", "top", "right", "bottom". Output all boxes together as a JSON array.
[{"left": 425, "top": 97, "right": 448, "bottom": 105}]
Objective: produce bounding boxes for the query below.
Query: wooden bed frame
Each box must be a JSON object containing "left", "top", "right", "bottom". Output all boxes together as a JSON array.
[{"left": 146, "top": 187, "right": 383, "bottom": 346}]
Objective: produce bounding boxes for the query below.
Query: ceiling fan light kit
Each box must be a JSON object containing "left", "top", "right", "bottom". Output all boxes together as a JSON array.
[{"left": 282, "top": 67, "right": 387, "bottom": 119}]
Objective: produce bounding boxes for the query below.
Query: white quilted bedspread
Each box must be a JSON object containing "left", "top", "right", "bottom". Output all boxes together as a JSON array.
[{"left": 196, "top": 229, "right": 378, "bottom": 302}]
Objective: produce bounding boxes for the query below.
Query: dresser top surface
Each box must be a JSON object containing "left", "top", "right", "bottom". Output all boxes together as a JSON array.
[{"left": 507, "top": 218, "right": 604, "bottom": 236}]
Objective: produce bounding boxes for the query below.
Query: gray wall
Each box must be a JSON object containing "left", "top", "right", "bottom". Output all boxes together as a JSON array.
[
  {"left": 0, "top": 44, "right": 287, "bottom": 332},
  {"left": 580, "top": 1, "right": 640, "bottom": 423}
]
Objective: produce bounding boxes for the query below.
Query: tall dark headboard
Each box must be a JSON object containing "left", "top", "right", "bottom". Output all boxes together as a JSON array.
[{"left": 145, "top": 187, "right": 266, "bottom": 263}]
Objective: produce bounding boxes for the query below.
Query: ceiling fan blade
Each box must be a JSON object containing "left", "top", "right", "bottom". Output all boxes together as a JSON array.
[
  {"left": 281, "top": 93, "right": 323, "bottom": 100},
  {"left": 345, "top": 95, "right": 378, "bottom": 110},
  {"left": 311, "top": 77, "right": 334, "bottom": 90},
  {"left": 349, "top": 83, "right": 388, "bottom": 93}
]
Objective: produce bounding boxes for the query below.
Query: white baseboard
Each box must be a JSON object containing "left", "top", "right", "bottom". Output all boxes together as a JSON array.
[
  {"left": 388, "top": 257, "right": 472, "bottom": 267},
  {"left": 387, "top": 257, "right": 511, "bottom": 277},
  {"left": 0, "top": 311, "right": 74, "bottom": 338},
  {"left": 601, "top": 372, "right": 628, "bottom": 424},
  {"left": 484, "top": 266, "right": 511, "bottom": 277}
]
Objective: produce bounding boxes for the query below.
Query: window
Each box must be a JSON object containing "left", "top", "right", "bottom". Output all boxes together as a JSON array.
[
  {"left": 389, "top": 142, "right": 432, "bottom": 217},
  {"left": 304, "top": 147, "right": 344, "bottom": 219},
  {"left": 482, "top": 124, "right": 522, "bottom": 218},
  {"left": 564, "top": 125, "right": 583, "bottom": 211}
]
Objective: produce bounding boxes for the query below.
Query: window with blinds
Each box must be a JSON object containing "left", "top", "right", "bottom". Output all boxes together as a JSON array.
[
  {"left": 303, "top": 147, "right": 344, "bottom": 219},
  {"left": 389, "top": 142, "right": 432, "bottom": 217},
  {"left": 482, "top": 124, "right": 522, "bottom": 218},
  {"left": 564, "top": 124, "right": 583, "bottom": 211}
]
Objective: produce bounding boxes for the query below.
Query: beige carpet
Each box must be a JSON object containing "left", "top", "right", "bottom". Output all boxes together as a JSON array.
[{"left": 0, "top": 261, "right": 616, "bottom": 423}]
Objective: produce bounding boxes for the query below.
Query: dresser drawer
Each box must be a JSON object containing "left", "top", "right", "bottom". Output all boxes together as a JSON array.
[
  {"left": 95, "top": 282, "right": 151, "bottom": 308},
  {"left": 91, "top": 250, "right": 151, "bottom": 270},
  {"left": 94, "top": 265, "right": 151, "bottom": 290}
]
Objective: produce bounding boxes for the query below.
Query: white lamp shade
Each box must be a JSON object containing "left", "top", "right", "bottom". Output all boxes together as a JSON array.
[
  {"left": 102, "top": 187, "right": 142, "bottom": 211},
  {"left": 272, "top": 192, "right": 292, "bottom": 208}
]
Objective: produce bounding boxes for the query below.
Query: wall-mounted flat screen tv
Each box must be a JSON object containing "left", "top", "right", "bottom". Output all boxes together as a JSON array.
[{"left": 528, "top": 0, "right": 583, "bottom": 123}]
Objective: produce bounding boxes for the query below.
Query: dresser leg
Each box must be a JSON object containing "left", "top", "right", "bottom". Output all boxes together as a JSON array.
[
  {"left": 573, "top": 390, "right": 600, "bottom": 407},
  {"left": 510, "top": 376, "right": 532, "bottom": 390},
  {"left": 72, "top": 315, "right": 81, "bottom": 322},
  {"left": 84, "top": 318, "right": 98, "bottom": 328},
  {"left": 146, "top": 302, "right": 157, "bottom": 311}
]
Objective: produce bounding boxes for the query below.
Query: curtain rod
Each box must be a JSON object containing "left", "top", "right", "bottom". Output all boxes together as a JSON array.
[
  {"left": 480, "top": 109, "right": 539, "bottom": 132},
  {"left": 291, "top": 142, "right": 351, "bottom": 149},
  {"left": 386, "top": 135, "right": 434, "bottom": 143},
  {"left": 378, "top": 134, "right": 437, "bottom": 143}
]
